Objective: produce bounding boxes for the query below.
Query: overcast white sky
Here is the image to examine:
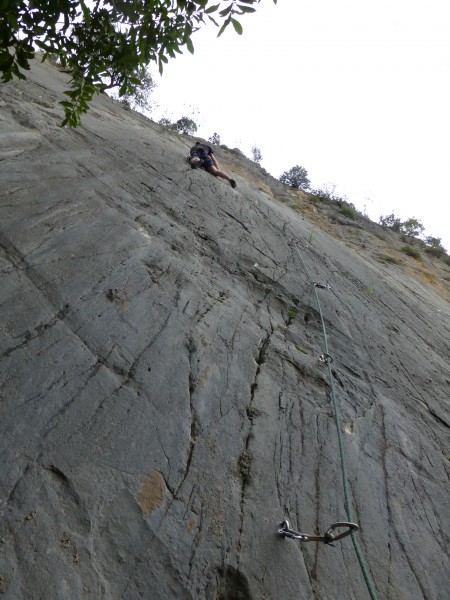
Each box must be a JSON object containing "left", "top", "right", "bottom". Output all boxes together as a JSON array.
[{"left": 148, "top": 0, "right": 449, "bottom": 250}]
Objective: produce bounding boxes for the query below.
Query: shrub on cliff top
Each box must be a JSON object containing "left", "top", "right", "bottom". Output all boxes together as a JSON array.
[
  {"left": 279, "top": 165, "right": 310, "bottom": 190},
  {"left": 424, "top": 236, "right": 448, "bottom": 258}
]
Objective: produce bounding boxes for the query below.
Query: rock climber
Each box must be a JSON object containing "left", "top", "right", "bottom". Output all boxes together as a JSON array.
[{"left": 189, "top": 141, "right": 236, "bottom": 188}]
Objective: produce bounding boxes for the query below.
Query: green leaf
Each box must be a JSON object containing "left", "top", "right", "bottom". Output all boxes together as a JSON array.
[
  {"left": 219, "top": 5, "right": 233, "bottom": 17},
  {"left": 186, "top": 37, "right": 194, "bottom": 54},
  {"left": 16, "top": 53, "right": 31, "bottom": 70},
  {"left": 231, "top": 18, "right": 243, "bottom": 35},
  {"left": 217, "top": 22, "right": 227, "bottom": 37},
  {"left": 32, "top": 26, "right": 47, "bottom": 35},
  {"left": 119, "top": 81, "right": 128, "bottom": 96},
  {"left": 79, "top": 0, "right": 91, "bottom": 25},
  {"left": 11, "top": 63, "right": 26, "bottom": 80},
  {"left": 34, "top": 40, "right": 51, "bottom": 51},
  {"left": 6, "top": 11, "right": 19, "bottom": 29},
  {"left": 205, "top": 4, "right": 220, "bottom": 13},
  {"left": 0, "top": 53, "right": 14, "bottom": 69}
]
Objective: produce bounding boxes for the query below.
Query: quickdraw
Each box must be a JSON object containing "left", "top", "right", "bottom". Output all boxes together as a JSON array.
[
  {"left": 314, "top": 282, "right": 330, "bottom": 289},
  {"left": 319, "top": 352, "right": 334, "bottom": 364},
  {"left": 278, "top": 519, "right": 359, "bottom": 545}
]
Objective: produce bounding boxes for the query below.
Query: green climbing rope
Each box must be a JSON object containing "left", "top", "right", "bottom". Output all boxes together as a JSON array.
[{"left": 292, "top": 241, "right": 380, "bottom": 600}]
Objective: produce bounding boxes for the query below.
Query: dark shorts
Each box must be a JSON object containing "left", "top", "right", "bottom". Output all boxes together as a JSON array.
[{"left": 191, "top": 151, "right": 213, "bottom": 169}]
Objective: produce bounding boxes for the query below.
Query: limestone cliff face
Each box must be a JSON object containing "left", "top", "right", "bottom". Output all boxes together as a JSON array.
[{"left": 0, "top": 61, "right": 449, "bottom": 600}]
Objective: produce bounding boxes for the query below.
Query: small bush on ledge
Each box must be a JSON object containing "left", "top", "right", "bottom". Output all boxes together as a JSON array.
[
  {"left": 340, "top": 203, "right": 356, "bottom": 220},
  {"left": 378, "top": 254, "right": 401, "bottom": 265},
  {"left": 401, "top": 245, "right": 421, "bottom": 260}
]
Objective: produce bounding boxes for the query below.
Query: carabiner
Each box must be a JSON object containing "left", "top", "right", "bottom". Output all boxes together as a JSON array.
[
  {"left": 323, "top": 521, "right": 359, "bottom": 544},
  {"left": 278, "top": 519, "right": 358, "bottom": 545},
  {"left": 319, "top": 352, "right": 334, "bottom": 364},
  {"left": 314, "top": 282, "right": 330, "bottom": 290}
]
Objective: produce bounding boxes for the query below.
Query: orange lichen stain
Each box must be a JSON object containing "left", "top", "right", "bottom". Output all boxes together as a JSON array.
[
  {"left": 137, "top": 469, "right": 166, "bottom": 516},
  {"left": 119, "top": 299, "right": 129, "bottom": 314},
  {"left": 196, "top": 365, "right": 210, "bottom": 387},
  {"left": 187, "top": 516, "right": 197, "bottom": 533}
]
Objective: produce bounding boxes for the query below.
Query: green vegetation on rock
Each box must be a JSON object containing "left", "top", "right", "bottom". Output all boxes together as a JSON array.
[{"left": 402, "top": 245, "right": 421, "bottom": 260}]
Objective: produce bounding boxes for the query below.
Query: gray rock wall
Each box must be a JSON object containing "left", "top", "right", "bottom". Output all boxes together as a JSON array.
[{"left": 0, "top": 60, "right": 449, "bottom": 599}]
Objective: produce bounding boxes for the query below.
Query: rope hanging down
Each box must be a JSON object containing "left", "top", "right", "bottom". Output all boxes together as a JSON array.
[{"left": 277, "top": 237, "right": 379, "bottom": 600}]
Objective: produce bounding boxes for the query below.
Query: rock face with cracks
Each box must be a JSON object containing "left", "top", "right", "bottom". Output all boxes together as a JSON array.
[{"left": 0, "top": 61, "right": 449, "bottom": 600}]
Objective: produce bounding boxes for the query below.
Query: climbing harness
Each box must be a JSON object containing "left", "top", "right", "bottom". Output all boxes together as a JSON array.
[{"left": 278, "top": 520, "right": 359, "bottom": 545}]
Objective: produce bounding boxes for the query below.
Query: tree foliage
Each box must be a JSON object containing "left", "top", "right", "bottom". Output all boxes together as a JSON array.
[
  {"left": 379, "top": 213, "right": 402, "bottom": 232},
  {"left": 174, "top": 116, "right": 198, "bottom": 135},
  {"left": 119, "top": 69, "right": 156, "bottom": 113},
  {"left": 279, "top": 165, "right": 310, "bottom": 190},
  {"left": 251, "top": 145, "right": 262, "bottom": 164},
  {"left": 158, "top": 117, "right": 173, "bottom": 127},
  {"left": 208, "top": 132, "right": 221, "bottom": 145},
  {"left": 379, "top": 213, "right": 448, "bottom": 259},
  {"left": 424, "top": 236, "right": 447, "bottom": 258},
  {"left": 310, "top": 183, "right": 346, "bottom": 204},
  {"left": 1, "top": 1, "right": 277, "bottom": 126},
  {"left": 401, "top": 217, "right": 424, "bottom": 238},
  {"left": 158, "top": 115, "right": 198, "bottom": 135},
  {"left": 379, "top": 213, "right": 424, "bottom": 237}
]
